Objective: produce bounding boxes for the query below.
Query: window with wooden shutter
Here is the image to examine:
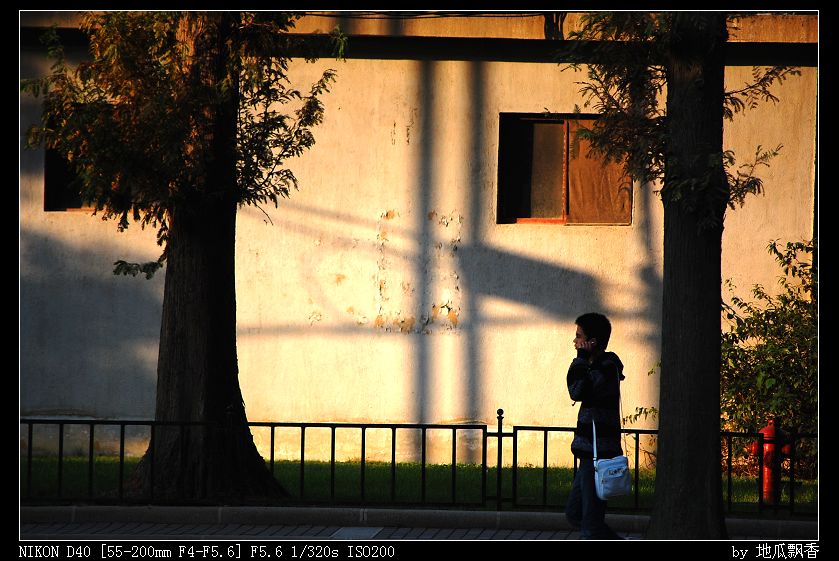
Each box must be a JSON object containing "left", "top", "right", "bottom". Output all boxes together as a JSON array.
[{"left": 497, "top": 113, "right": 632, "bottom": 225}]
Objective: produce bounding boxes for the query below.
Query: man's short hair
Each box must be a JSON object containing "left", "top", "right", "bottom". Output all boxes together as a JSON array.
[{"left": 575, "top": 312, "right": 612, "bottom": 350}]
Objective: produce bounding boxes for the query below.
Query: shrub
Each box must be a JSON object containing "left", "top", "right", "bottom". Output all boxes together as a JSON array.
[{"left": 721, "top": 239, "right": 817, "bottom": 478}]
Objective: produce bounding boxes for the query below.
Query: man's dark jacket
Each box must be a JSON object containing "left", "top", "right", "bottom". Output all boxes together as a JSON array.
[{"left": 567, "top": 349, "right": 625, "bottom": 459}]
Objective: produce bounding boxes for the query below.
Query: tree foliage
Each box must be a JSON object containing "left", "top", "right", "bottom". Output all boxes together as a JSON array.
[
  {"left": 721, "top": 240, "right": 817, "bottom": 475},
  {"left": 22, "top": 12, "right": 336, "bottom": 273},
  {"left": 563, "top": 12, "right": 798, "bottom": 230}
]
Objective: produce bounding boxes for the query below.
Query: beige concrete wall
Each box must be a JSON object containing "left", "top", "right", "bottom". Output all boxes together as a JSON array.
[
  {"left": 727, "top": 13, "right": 817, "bottom": 43},
  {"left": 294, "top": 12, "right": 817, "bottom": 43},
  {"left": 722, "top": 66, "right": 818, "bottom": 294},
  {"left": 20, "top": 14, "right": 816, "bottom": 468},
  {"left": 232, "top": 57, "right": 815, "bottom": 466},
  {"left": 21, "top": 11, "right": 817, "bottom": 43},
  {"left": 234, "top": 58, "right": 667, "bottom": 466}
]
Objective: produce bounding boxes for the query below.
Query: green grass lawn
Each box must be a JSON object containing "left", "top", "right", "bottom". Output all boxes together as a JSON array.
[
  {"left": 21, "top": 455, "right": 137, "bottom": 500},
  {"left": 20, "top": 456, "right": 817, "bottom": 515}
]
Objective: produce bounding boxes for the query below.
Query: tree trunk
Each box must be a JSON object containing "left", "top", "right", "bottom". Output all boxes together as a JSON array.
[
  {"left": 647, "top": 13, "right": 729, "bottom": 539},
  {"left": 131, "top": 198, "right": 287, "bottom": 502},
  {"left": 130, "top": 13, "right": 286, "bottom": 502}
]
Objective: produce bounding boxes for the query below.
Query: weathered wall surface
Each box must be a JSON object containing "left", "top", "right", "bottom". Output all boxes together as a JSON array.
[
  {"left": 20, "top": 13, "right": 816, "bottom": 467},
  {"left": 722, "top": 66, "right": 818, "bottom": 293},
  {"left": 233, "top": 57, "right": 816, "bottom": 464},
  {"left": 234, "top": 57, "right": 666, "bottom": 465},
  {"left": 292, "top": 12, "right": 817, "bottom": 43}
]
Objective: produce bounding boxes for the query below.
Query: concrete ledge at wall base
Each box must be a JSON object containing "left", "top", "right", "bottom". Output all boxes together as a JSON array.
[
  {"left": 18, "top": 506, "right": 589, "bottom": 530},
  {"left": 20, "top": 506, "right": 816, "bottom": 540},
  {"left": 21, "top": 505, "right": 220, "bottom": 525},
  {"left": 724, "top": 517, "right": 818, "bottom": 540}
]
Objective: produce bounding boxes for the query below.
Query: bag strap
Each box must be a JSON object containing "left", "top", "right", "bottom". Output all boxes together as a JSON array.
[
  {"left": 619, "top": 392, "right": 628, "bottom": 456},
  {"left": 592, "top": 369, "right": 627, "bottom": 463},
  {"left": 592, "top": 389, "right": 627, "bottom": 463}
]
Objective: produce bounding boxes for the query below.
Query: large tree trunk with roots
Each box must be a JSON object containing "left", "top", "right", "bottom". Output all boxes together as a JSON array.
[
  {"left": 647, "top": 13, "right": 729, "bottom": 539},
  {"left": 131, "top": 198, "right": 287, "bottom": 502},
  {"left": 130, "top": 13, "right": 286, "bottom": 502}
]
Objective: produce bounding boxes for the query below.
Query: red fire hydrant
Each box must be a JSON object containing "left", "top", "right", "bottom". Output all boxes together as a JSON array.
[{"left": 747, "top": 419, "right": 793, "bottom": 505}]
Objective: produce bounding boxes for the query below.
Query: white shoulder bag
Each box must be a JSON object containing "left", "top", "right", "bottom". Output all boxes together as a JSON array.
[{"left": 592, "top": 419, "right": 632, "bottom": 501}]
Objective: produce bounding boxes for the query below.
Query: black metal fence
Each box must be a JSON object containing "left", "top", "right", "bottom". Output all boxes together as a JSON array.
[{"left": 20, "top": 410, "right": 817, "bottom": 515}]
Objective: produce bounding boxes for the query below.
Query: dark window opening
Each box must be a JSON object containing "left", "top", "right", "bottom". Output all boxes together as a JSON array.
[
  {"left": 44, "top": 149, "right": 87, "bottom": 212},
  {"left": 496, "top": 113, "right": 632, "bottom": 225}
]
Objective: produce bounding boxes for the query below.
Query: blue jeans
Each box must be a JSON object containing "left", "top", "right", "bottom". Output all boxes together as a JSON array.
[{"left": 565, "top": 456, "right": 622, "bottom": 539}]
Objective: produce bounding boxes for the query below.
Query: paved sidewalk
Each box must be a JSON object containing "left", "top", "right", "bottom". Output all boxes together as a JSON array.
[{"left": 20, "top": 506, "right": 817, "bottom": 541}]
